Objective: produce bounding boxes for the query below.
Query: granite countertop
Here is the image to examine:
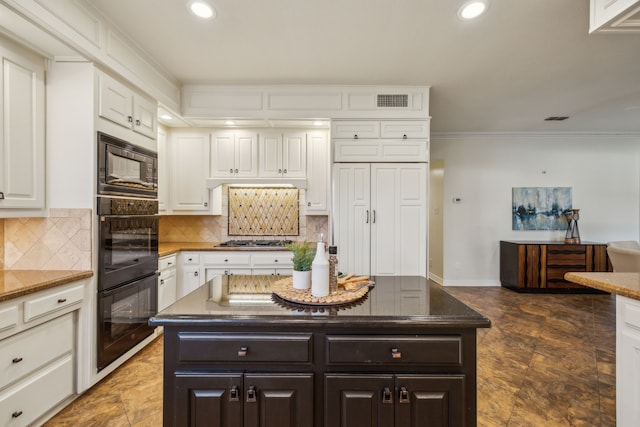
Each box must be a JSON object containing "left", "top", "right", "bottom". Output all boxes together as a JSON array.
[
  {"left": 150, "top": 275, "right": 492, "bottom": 329},
  {"left": 565, "top": 272, "right": 640, "bottom": 300},
  {"left": 0, "top": 270, "right": 93, "bottom": 302},
  {"left": 158, "top": 241, "right": 307, "bottom": 257}
]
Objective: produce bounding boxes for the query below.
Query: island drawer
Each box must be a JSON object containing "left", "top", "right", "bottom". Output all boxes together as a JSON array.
[
  {"left": 326, "top": 335, "right": 462, "bottom": 366},
  {"left": 177, "top": 332, "right": 312, "bottom": 363}
]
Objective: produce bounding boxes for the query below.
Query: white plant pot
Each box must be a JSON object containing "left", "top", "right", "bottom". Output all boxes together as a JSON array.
[{"left": 292, "top": 270, "right": 312, "bottom": 290}]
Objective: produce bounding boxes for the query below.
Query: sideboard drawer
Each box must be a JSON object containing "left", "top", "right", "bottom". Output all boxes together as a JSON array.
[
  {"left": 178, "top": 332, "right": 312, "bottom": 363},
  {"left": 326, "top": 335, "right": 462, "bottom": 366},
  {"left": 546, "top": 245, "right": 586, "bottom": 266}
]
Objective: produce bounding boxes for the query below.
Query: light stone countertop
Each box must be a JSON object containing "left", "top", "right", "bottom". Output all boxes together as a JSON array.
[{"left": 565, "top": 272, "right": 640, "bottom": 300}]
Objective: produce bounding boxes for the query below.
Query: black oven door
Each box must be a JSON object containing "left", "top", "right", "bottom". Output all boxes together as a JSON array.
[
  {"left": 98, "top": 214, "right": 159, "bottom": 291},
  {"left": 97, "top": 273, "right": 157, "bottom": 371}
]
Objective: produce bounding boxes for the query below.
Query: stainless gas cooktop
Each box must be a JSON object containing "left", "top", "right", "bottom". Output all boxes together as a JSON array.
[{"left": 217, "top": 239, "right": 293, "bottom": 248}]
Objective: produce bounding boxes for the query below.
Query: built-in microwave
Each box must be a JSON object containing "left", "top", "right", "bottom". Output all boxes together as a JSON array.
[{"left": 97, "top": 132, "right": 158, "bottom": 199}]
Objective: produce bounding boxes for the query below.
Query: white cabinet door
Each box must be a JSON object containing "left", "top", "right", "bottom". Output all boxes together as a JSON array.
[
  {"left": 97, "top": 72, "right": 133, "bottom": 129},
  {"left": 171, "top": 132, "right": 210, "bottom": 211},
  {"left": 333, "top": 164, "right": 371, "bottom": 276},
  {"left": 371, "top": 163, "right": 427, "bottom": 276},
  {"left": 179, "top": 265, "right": 202, "bottom": 298},
  {"left": 211, "top": 131, "right": 258, "bottom": 177},
  {"left": 132, "top": 95, "right": 157, "bottom": 138},
  {"left": 0, "top": 42, "right": 45, "bottom": 210},
  {"left": 305, "top": 132, "right": 329, "bottom": 214},
  {"left": 282, "top": 132, "right": 306, "bottom": 177},
  {"left": 235, "top": 131, "right": 258, "bottom": 177},
  {"left": 259, "top": 132, "right": 283, "bottom": 177}
]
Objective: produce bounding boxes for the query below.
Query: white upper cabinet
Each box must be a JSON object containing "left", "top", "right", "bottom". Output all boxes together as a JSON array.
[
  {"left": 210, "top": 130, "right": 258, "bottom": 177},
  {"left": 170, "top": 132, "right": 212, "bottom": 212},
  {"left": 97, "top": 72, "right": 157, "bottom": 139},
  {"left": 305, "top": 132, "right": 330, "bottom": 214},
  {"left": 258, "top": 131, "right": 306, "bottom": 178},
  {"left": 0, "top": 37, "right": 45, "bottom": 212}
]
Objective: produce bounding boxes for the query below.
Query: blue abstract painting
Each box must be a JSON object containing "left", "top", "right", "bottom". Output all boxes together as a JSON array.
[{"left": 512, "top": 187, "right": 572, "bottom": 230}]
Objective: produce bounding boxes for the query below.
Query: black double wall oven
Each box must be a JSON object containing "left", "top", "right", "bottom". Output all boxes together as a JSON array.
[{"left": 97, "top": 132, "right": 159, "bottom": 371}]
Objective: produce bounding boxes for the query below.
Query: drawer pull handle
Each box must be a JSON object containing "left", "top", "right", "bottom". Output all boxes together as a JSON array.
[
  {"left": 229, "top": 385, "right": 240, "bottom": 402},
  {"left": 391, "top": 348, "right": 402, "bottom": 359},
  {"left": 382, "top": 387, "right": 393, "bottom": 404},
  {"left": 12, "top": 411, "right": 23, "bottom": 418},
  {"left": 399, "top": 386, "right": 410, "bottom": 403},
  {"left": 238, "top": 346, "right": 248, "bottom": 357},
  {"left": 247, "top": 386, "right": 257, "bottom": 402},
  {"left": 57, "top": 298, "right": 67, "bottom": 304},
  {"left": 12, "top": 357, "right": 23, "bottom": 364}
]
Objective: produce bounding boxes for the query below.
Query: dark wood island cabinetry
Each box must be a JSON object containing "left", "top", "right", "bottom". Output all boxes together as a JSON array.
[
  {"left": 150, "top": 275, "right": 491, "bottom": 427},
  {"left": 500, "top": 240, "right": 611, "bottom": 292}
]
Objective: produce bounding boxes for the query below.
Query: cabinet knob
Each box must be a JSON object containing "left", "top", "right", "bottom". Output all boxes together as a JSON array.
[
  {"left": 391, "top": 348, "right": 402, "bottom": 359},
  {"left": 283, "top": 169, "right": 287, "bottom": 174},
  {"left": 278, "top": 169, "right": 282, "bottom": 174},
  {"left": 230, "top": 168, "right": 234, "bottom": 173},
  {"left": 135, "top": 119, "right": 141, "bottom": 126},
  {"left": 403, "top": 134, "right": 407, "bottom": 139},
  {"left": 238, "top": 346, "right": 248, "bottom": 357},
  {"left": 224, "top": 259, "right": 229, "bottom": 262},
  {"left": 399, "top": 386, "right": 410, "bottom": 403},
  {"left": 246, "top": 386, "right": 257, "bottom": 402},
  {"left": 127, "top": 116, "right": 133, "bottom": 123},
  {"left": 382, "top": 387, "right": 393, "bottom": 404},
  {"left": 0, "top": 191, "right": 4, "bottom": 199},
  {"left": 229, "top": 385, "right": 240, "bottom": 402},
  {"left": 194, "top": 271, "right": 199, "bottom": 277},
  {"left": 307, "top": 201, "right": 311, "bottom": 207},
  {"left": 274, "top": 259, "right": 278, "bottom": 262},
  {"left": 12, "top": 357, "right": 23, "bottom": 364},
  {"left": 204, "top": 202, "right": 208, "bottom": 207},
  {"left": 234, "top": 169, "right": 238, "bottom": 174},
  {"left": 160, "top": 279, "right": 165, "bottom": 285},
  {"left": 354, "top": 134, "right": 358, "bottom": 139}
]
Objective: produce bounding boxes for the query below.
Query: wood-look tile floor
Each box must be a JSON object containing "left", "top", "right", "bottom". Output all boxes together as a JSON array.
[{"left": 44, "top": 286, "right": 616, "bottom": 427}]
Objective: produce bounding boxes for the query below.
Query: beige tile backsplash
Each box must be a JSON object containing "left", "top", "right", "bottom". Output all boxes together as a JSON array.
[
  {"left": 1, "top": 209, "right": 92, "bottom": 270},
  {"left": 160, "top": 185, "right": 328, "bottom": 243}
]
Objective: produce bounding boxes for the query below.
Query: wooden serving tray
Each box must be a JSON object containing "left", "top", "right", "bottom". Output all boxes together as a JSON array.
[{"left": 271, "top": 277, "right": 372, "bottom": 306}]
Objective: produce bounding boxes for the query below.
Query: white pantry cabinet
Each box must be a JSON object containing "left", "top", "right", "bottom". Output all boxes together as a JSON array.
[
  {"left": 0, "top": 36, "right": 45, "bottom": 212},
  {"left": 210, "top": 130, "right": 258, "bottom": 178},
  {"left": 305, "top": 131, "right": 330, "bottom": 214},
  {"left": 97, "top": 71, "right": 157, "bottom": 139},
  {"left": 259, "top": 131, "right": 307, "bottom": 178},
  {"left": 0, "top": 280, "right": 85, "bottom": 426},
  {"left": 333, "top": 163, "right": 427, "bottom": 277}
]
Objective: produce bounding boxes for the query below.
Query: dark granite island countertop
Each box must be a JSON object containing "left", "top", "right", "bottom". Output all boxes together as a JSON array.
[{"left": 151, "top": 275, "right": 491, "bottom": 427}]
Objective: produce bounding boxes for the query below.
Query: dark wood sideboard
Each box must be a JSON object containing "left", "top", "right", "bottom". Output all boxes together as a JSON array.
[{"left": 500, "top": 240, "right": 611, "bottom": 292}]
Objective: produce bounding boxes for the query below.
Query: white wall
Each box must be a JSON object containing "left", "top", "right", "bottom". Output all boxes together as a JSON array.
[{"left": 431, "top": 133, "right": 640, "bottom": 286}]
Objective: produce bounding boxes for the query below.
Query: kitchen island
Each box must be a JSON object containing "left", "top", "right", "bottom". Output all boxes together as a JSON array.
[
  {"left": 565, "top": 272, "right": 640, "bottom": 427},
  {"left": 150, "top": 275, "right": 491, "bottom": 427}
]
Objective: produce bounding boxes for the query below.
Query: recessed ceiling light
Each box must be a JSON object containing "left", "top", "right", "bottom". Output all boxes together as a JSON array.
[
  {"left": 458, "top": 0, "right": 488, "bottom": 20},
  {"left": 160, "top": 114, "right": 173, "bottom": 120},
  {"left": 313, "top": 121, "right": 323, "bottom": 126},
  {"left": 189, "top": 1, "right": 215, "bottom": 19},
  {"left": 225, "top": 120, "right": 235, "bottom": 125}
]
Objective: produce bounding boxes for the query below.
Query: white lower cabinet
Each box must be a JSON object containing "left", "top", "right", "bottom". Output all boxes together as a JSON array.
[
  {"left": 158, "top": 254, "right": 178, "bottom": 310},
  {"left": 178, "top": 252, "right": 203, "bottom": 299},
  {"left": 0, "top": 279, "right": 84, "bottom": 426},
  {"left": 333, "top": 163, "right": 427, "bottom": 277}
]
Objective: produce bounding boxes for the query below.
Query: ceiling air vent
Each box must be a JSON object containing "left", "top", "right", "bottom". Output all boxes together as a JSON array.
[{"left": 377, "top": 94, "right": 408, "bottom": 108}]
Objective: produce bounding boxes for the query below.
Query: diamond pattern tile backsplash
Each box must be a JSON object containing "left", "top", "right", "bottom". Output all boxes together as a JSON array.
[{"left": 228, "top": 187, "right": 299, "bottom": 236}]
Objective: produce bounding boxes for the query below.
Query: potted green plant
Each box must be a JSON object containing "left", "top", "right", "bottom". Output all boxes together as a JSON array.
[{"left": 286, "top": 241, "right": 316, "bottom": 289}]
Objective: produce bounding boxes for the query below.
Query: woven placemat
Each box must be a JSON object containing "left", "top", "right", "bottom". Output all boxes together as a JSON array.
[{"left": 271, "top": 277, "right": 371, "bottom": 306}]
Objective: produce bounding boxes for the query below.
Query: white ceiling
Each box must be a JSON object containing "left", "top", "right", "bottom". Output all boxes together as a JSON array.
[{"left": 84, "top": 0, "right": 640, "bottom": 133}]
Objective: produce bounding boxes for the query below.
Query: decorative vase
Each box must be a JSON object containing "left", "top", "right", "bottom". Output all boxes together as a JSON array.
[
  {"left": 292, "top": 270, "right": 311, "bottom": 290},
  {"left": 564, "top": 209, "right": 581, "bottom": 244}
]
